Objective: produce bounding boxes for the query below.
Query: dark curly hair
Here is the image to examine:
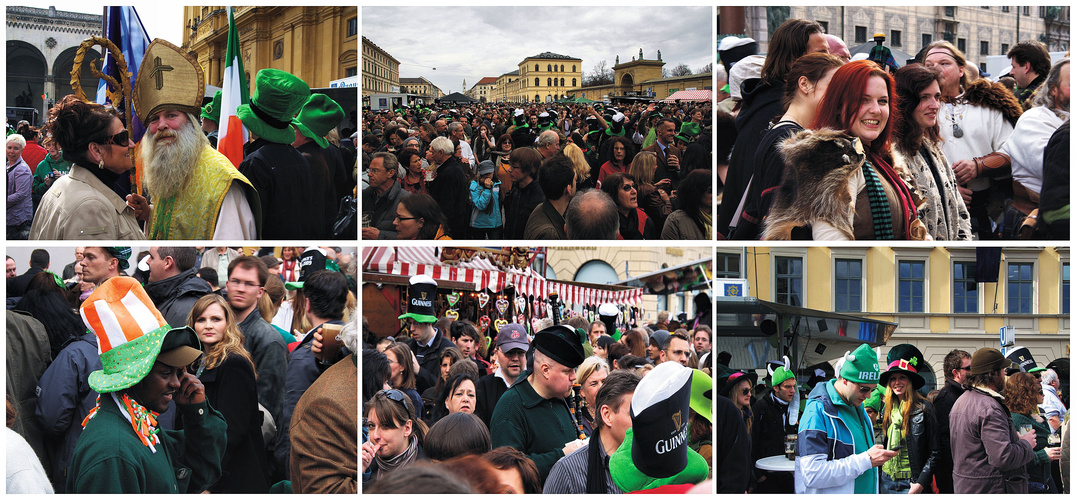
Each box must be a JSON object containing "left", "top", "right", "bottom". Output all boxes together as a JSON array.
[
  {"left": 1004, "top": 371, "right": 1041, "bottom": 415},
  {"left": 45, "top": 94, "right": 121, "bottom": 166}
]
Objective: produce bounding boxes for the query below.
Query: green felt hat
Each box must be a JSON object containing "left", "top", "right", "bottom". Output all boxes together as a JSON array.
[
  {"left": 201, "top": 90, "right": 222, "bottom": 124},
  {"left": 237, "top": 69, "right": 310, "bottom": 144},
  {"left": 609, "top": 428, "right": 709, "bottom": 492},
  {"left": 294, "top": 94, "right": 344, "bottom": 149},
  {"left": 839, "top": 343, "right": 881, "bottom": 384},
  {"left": 690, "top": 369, "right": 713, "bottom": 423},
  {"left": 863, "top": 385, "right": 884, "bottom": 413},
  {"left": 675, "top": 121, "right": 700, "bottom": 143}
]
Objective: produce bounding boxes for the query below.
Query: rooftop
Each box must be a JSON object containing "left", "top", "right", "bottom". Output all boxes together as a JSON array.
[{"left": 525, "top": 51, "right": 579, "bottom": 60}]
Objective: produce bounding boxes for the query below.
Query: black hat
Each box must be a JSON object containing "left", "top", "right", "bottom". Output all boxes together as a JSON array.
[
  {"left": 879, "top": 343, "right": 926, "bottom": 390},
  {"left": 627, "top": 361, "right": 693, "bottom": 478},
  {"left": 398, "top": 275, "right": 439, "bottom": 324},
  {"left": 718, "top": 370, "right": 758, "bottom": 397},
  {"left": 285, "top": 247, "right": 329, "bottom": 290},
  {"left": 531, "top": 325, "right": 585, "bottom": 368},
  {"left": 1005, "top": 346, "right": 1045, "bottom": 374}
]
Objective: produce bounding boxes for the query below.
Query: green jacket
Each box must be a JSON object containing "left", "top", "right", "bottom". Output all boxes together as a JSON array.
[
  {"left": 1011, "top": 412, "right": 1052, "bottom": 487},
  {"left": 490, "top": 375, "right": 578, "bottom": 481},
  {"left": 32, "top": 153, "right": 72, "bottom": 196},
  {"left": 67, "top": 394, "right": 227, "bottom": 493}
]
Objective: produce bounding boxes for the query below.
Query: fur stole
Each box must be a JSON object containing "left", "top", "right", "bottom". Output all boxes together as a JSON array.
[{"left": 963, "top": 79, "right": 1023, "bottom": 127}]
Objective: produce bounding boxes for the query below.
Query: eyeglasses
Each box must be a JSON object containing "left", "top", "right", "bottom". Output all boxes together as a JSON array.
[
  {"left": 959, "top": 365, "right": 972, "bottom": 372},
  {"left": 376, "top": 389, "right": 412, "bottom": 419},
  {"left": 103, "top": 130, "right": 130, "bottom": 146},
  {"left": 856, "top": 384, "right": 874, "bottom": 395},
  {"left": 394, "top": 215, "right": 419, "bottom": 221},
  {"left": 740, "top": 388, "right": 751, "bottom": 396}
]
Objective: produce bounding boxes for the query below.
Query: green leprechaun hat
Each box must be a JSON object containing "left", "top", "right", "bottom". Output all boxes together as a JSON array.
[
  {"left": 294, "top": 93, "right": 344, "bottom": 149},
  {"left": 201, "top": 90, "right": 222, "bottom": 124},
  {"left": 81, "top": 277, "right": 201, "bottom": 393},
  {"left": 237, "top": 68, "right": 310, "bottom": 144}
]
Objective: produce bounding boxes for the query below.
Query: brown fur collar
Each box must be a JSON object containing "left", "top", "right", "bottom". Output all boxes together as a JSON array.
[{"left": 963, "top": 79, "right": 1023, "bottom": 127}]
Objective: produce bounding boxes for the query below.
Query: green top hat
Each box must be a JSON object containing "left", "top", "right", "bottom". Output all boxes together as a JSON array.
[
  {"left": 294, "top": 94, "right": 344, "bottom": 149},
  {"left": 201, "top": 90, "right": 222, "bottom": 124},
  {"left": 675, "top": 121, "right": 700, "bottom": 143},
  {"left": 237, "top": 69, "right": 311, "bottom": 144}
]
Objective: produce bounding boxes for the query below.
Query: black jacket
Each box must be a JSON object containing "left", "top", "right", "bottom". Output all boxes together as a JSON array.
[
  {"left": 717, "top": 395, "right": 752, "bottom": 493},
  {"left": 8, "top": 267, "right": 44, "bottom": 299},
  {"left": 295, "top": 141, "right": 336, "bottom": 239},
  {"left": 503, "top": 179, "right": 545, "bottom": 240},
  {"left": 407, "top": 328, "right": 457, "bottom": 395},
  {"left": 237, "top": 308, "right": 288, "bottom": 424},
  {"left": 883, "top": 399, "right": 939, "bottom": 488},
  {"left": 426, "top": 157, "right": 470, "bottom": 239},
  {"left": 474, "top": 371, "right": 511, "bottom": 430},
  {"left": 239, "top": 139, "right": 314, "bottom": 239},
  {"left": 933, "top": 378, "right": 966, "bottom": 493},
  {"left": 143, "top": 268, "right": 212, "bottom": 329},
  {"left": 716, "top": 78, "right": 783, "bottom": 237}
]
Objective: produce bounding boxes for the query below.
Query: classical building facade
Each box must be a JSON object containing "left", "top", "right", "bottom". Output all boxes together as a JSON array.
[
  {"left": 183, "top": 7, "right": 356, "bottom": 94},
  {"left": 718, "top": 246, "right": 1070, "bottom": 380},
  {"left": 467, "top": 76, "right": 497, "bottom": 102},
  {"left": 399, "top": 77, "right": 442, "bottom": 99},
  {"left": 507, "top": 52, "right": 583, "bottom": 103},
  {"left": 730, "top": 6, "right": 1070, "bottom": 72},
  {"left": 566, "top": 52, "right": 713, "bottom": 102},
  {"left": 495, "top": 70, "right": 520, "bottom": 103},
  {"left": 6, "top": 6, "right": 102, "bottom": 125}
]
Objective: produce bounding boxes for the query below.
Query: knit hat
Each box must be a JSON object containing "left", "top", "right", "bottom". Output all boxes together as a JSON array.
[
  {"left": 477, "top": 160, "right": 496, "bottom": 176},
  {"left": 294, "top": 93, "right": 344, "bottom": 148},
  {"left": 971, "top": 347, "right": 1017, "bottom": 375},
  {"left": 284, "top": 247, "right": 328, "bottom": 290},
  {"left": 838, "top": 343, "right": 881, "bottom": 384},
  {"left": 398, "top": 275, "right": 439, "bottom": 324},
  {"left": 201, "top": 90, "right": 222, "bottom": 124},
  {"left": 863, "top": 385, "right": 884, "bottom": 413},
  {"left": 531, "top": 325, "right": 585, "bottom": 368},
  {"left": 609, "top": 362, "right": 708, "bottom": 491},
  {"left": 103, "top": 247, "right": 132, "bottom": 271},
  {"left": 81, "top": 277, "right": 201, "bottom": 393},
  {"left": 132, "top": 39, "right": 206, "bottom": 124},
  {"left": 495, "top": 323, "right": 529, "bottom": 353},
  {"left": 237, "top": 68, "right": 311, "bottom": 144},
  {"left": 879, "top": 343, "right": 926, "bottom": 390},
  {"left": 649, "top": 330, "right": 671, "bottom": 351},
  {"left": 769, "top": 356, "right": 795, "bottom": 387}
]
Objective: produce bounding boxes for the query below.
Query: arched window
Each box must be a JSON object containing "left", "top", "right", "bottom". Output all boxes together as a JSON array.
[
  {"left": 535, "top": 64, "right": 539, "bottom": 71},
  {"left": 547, "top": 77, "right": 552, "bottom": 86},
  {"left": 560, "top": 78, "right": 565, "bottom": 86},
  {"left": 535, "top": 77, "right": 540, "bottom": 87},
  {"left": 572, "top": 78, "right": 577, "bottom": 86},
  {"left": 547, "top": 64, "right": 552, "bottom": 72},
  {"left": 535, "top": 94, "right": 541, "bottom": 102},
  {"left": 572, "top": 65, "right": 576, "bottom": 72},
  {"left": 560, "top": 64, "right": 565, "bottom": 72}
]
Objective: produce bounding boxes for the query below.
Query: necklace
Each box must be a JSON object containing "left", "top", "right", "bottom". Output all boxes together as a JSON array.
[{"left": 944, "top": 102, "right": 965, "bottom": 138}]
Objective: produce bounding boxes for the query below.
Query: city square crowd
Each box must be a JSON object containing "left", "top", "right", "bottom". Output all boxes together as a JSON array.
[
  {"left": 6, "top": 38, "right": 358, "bottom": 241},
  {"left": 717, "top": 343, "right": 1070, "bottom": 494},
  {"left": 361, "top": 99, "right": 713, "bottom": 240},
  {"left": 717, "top": 18, "right": 1070, "bottom": 240},
  {"left": 360, "top": 276, "right": 714, "bottom": 493},
  {"left": 6, "top": 246, "right": 359, "bottom": 493}
]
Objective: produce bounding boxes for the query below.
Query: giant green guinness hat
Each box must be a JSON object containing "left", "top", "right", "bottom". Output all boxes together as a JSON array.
[{"left": 398, "top": 275, "right": 438, "bottom": 324}]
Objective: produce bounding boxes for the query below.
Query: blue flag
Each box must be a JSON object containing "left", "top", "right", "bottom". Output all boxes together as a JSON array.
[{"left": 96, "top": 6, "right": 151, "bottom": 142}]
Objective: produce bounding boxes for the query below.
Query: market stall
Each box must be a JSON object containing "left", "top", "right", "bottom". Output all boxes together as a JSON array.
[{"left": 362, "top": 246, "right": 644, "bottom": 339}]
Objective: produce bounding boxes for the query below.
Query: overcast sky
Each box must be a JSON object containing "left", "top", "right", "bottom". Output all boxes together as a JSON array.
[
  {"left": 362, "top": 6, "right": 712, "bottom": 94},
  {"left": 62, "top": 5, "right": 188, "bottom": 48}
]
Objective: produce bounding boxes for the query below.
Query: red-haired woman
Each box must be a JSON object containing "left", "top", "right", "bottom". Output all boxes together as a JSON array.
[{"left": 768, "top": 60, "right": 927, "bottom": 240}]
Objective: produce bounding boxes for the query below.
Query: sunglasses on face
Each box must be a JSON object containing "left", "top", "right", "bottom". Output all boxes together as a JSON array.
[
  {"left": 740, "top": 388, "right": 751, "bottom": 396},
  {"left": 103, "top": 130, "right": 130, "bottom": 146},
  {"left": 856, "top": 384, "right": 873, "bottom": 394}
]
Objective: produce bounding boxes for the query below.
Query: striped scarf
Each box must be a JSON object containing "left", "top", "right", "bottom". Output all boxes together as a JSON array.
[{"left": 862, "top": 160, "right": 895, "bottom": 239}]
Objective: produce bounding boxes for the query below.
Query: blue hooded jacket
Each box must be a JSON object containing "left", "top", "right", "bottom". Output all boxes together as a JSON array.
[{"left": 795, "top": 379, "right": 877, "bottom": 494}]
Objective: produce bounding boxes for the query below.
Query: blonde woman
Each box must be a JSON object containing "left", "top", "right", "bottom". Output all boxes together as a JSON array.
[
  {"left": 629, "top": 151, "right": 672, "bottom": 230},
  {"left": 187, "top": 294, "right": 270, "bottom": 492},
  {"left": 575, "top": 356, "right": 609, "bottom": 437},
  {"left": 562, "top": 143, "right": 591, "bottom": 188}
]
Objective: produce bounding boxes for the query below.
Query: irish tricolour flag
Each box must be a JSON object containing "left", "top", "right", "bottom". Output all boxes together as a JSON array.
[{"left": 217, "top": 6, "right": 249, "bottom": 167}]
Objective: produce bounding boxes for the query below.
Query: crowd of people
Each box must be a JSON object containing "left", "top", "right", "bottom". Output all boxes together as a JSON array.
[
  {"left": 717, "top": 19, "right": 1070, "bottom": 240},
  {"left": 6, "top": 38, "right": 358, "bottom": 241},
  {"left": 361, "top": 99, "right": 713, "bottom": 240},
  {"left": 717, "top": 343, "right": 1071, "bottom": 494},
  {"left": 360, "top": 275, "right": 714, "bottom": 493},
  {"left": 6, "top": 246, "right": 359, "bottom": 493}
]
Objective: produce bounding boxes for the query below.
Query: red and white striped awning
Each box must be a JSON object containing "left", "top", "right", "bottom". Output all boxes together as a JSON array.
[
  {"left": 663, "top": 89, "right": 712, "bottom": 103},
  {"left": 363, "top": 247, "right": 643, "bottom": 305}
]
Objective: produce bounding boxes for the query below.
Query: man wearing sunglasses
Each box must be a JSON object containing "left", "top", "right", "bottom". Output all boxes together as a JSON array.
[
  {"left": 796, "top": 343, "right": 896, "bottom": 494},
  {"left": 932, "top": 349, "right": 971, "bottom": 493}
]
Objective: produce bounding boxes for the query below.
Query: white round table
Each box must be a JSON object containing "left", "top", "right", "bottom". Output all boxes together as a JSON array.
[{"left": 755, "top": 455, "right": 795, "bottom": 472}]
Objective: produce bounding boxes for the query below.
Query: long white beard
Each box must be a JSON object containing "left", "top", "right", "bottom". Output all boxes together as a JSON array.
[{"left": 140, "top": 121, "right": 205, "bottom": 200}]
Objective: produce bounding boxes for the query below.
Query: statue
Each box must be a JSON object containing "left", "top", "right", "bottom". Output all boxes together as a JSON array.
[
  {"left": 658, "top": 50, "right": 662, "bottom": 60},
  {"left": 639, "top": 47, "right": 643, "bottom": 59},
  {"left": 616, "top": 55, "right": 619, "bottom": 65}
]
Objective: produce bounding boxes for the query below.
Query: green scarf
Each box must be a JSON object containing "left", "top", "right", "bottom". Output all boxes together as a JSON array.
[
  {"left": 862, "top": 160, "right": 895, "bottom": 239},
  {"left": 882, "top": 403, "right": 911, "bottom": 479}
]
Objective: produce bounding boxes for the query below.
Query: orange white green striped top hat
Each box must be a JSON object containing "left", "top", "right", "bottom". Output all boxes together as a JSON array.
[{"left": 81, "top": 277, "right": 199, "bottom": 393}]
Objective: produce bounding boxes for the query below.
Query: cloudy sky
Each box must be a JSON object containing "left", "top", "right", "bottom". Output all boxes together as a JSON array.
[
  {"left": 363, "top": 6, "right": 712, "bottom": 94},
  {"left": 64, "top": 5, "right": 185, "bottom": 46}
]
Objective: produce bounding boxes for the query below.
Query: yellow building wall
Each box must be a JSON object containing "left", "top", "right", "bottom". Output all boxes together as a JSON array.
[
  {"left": 804, "top": 248, "right": 830, "bottom": 311},
  {"left": 928, "top": 248, "right": 953, "bottom": 332}
]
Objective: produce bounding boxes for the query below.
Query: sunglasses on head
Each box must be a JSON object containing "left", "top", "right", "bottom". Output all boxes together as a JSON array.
[{"left": 376, "top": 388, "right": 412, "bottom": 419}]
